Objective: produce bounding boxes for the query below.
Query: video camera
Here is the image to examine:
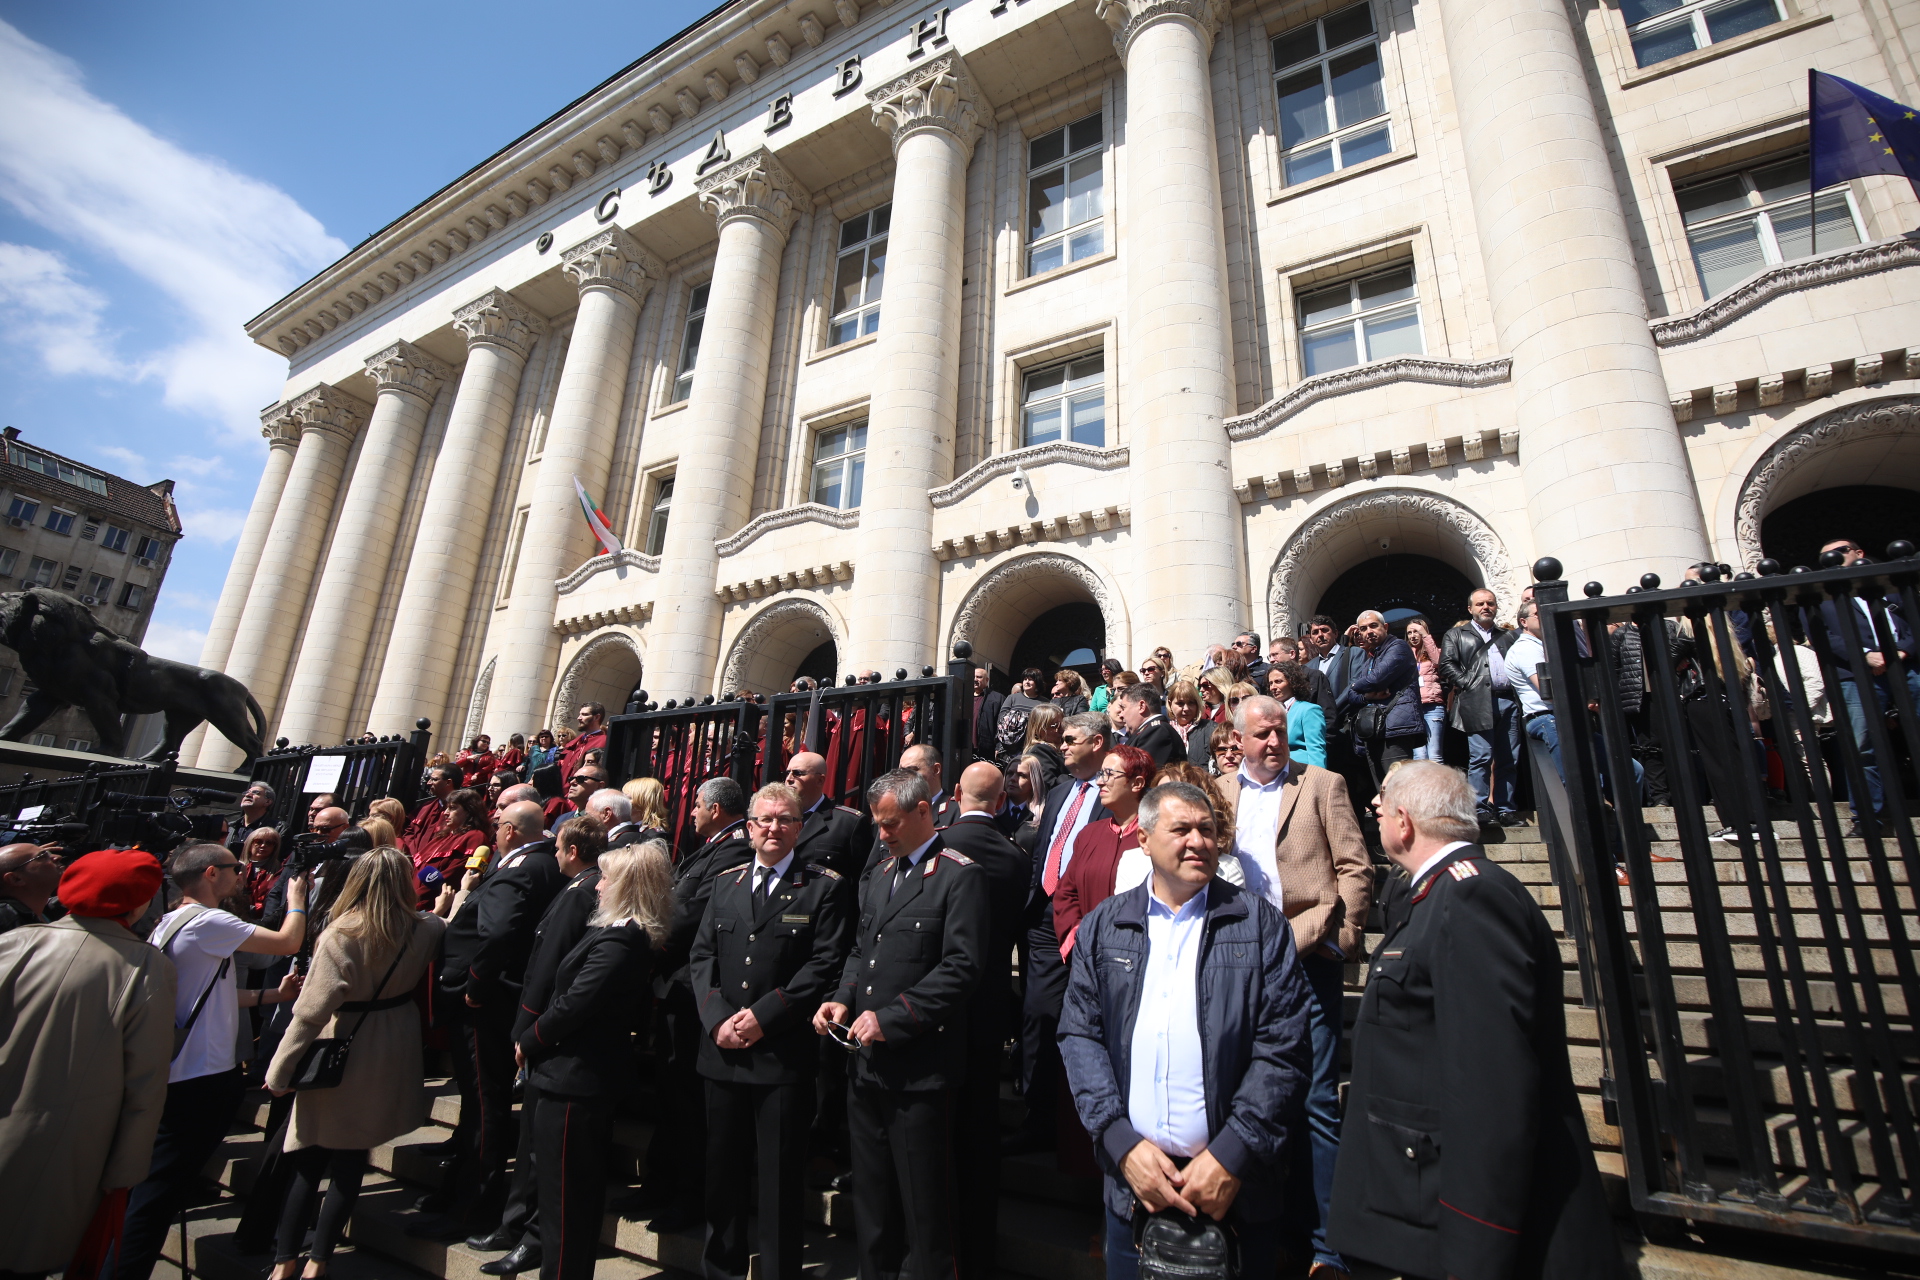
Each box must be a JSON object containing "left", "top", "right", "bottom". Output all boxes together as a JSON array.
[{"left": 284, "top": 824, "right": 374, "bottom": 871}]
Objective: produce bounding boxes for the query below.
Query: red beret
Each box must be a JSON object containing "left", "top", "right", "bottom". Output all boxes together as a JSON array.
[{"left": 59, "top": 849, "right": 164, "bottom": 919}]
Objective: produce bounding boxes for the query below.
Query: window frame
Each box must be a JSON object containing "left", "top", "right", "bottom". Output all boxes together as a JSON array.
[
  {"left": 644, "top": 474, "right": 675, "bottom": 556},
  {"left": 134, "top": 535, "right": 162, "bottom": 561},
  {"left": 827, "top": 205, "right": 890, "bottom": 348},
  {"left": 26, "top": 557, "right": 56, "bottom": 587},
  {"left": 1020, "top": 352, "right": 1109, "bottom": 449},
  {"left": 44, "top": 508, "right": 76, "bottom": 536},
  {"left": 1672, "top": 152, "right": 1867, "bottom": 300},
  {"left": 1293, "top": 260, "right": 1426, "bottom": 379},
  {"left": 1619, "top": 0, "right": 1785, "bottom": 69},
  {"left": 1024, "top": 112, "right": 1108, "bottom": 278},
  {"left": 120, "top": 583, "right": 147, "bottom": 610},
  {"left": 808, "top": 420, "right": 868, "bottom": 511},
  {"left": 496, "top": 508, "right": 530, "bottom": 607},
  {"left": 85, "top": 573, "right": 114, "bottom": 602},
  {"left": 669, "top": 283, "right": 710, "bottom": 405},
  {"left": 102, "top": 524, "right": 130, "bottom": 553},
  {"left": 6, "top": 498, "right": 38, "bottom": 525},
  {"left": 1270, "top": 2, "right": 1393, "bottom": 188}
]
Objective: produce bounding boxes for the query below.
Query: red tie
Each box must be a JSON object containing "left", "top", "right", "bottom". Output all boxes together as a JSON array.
[{"left": 1043, "top": 783, "right": 1091, "bottom": 897}]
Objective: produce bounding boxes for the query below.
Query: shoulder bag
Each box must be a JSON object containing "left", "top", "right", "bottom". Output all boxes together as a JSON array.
[
  {"left": 156, "top": 905, "right": 230, "bottom": 1062},
  {"left": 1134, "top": 1207, "right": 1238, "bottom": 1280},
  {"left": 290, "top": 932, "right": 414, "bottom": 1091}
]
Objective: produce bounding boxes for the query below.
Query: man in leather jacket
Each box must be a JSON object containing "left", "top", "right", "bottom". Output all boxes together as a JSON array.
[{"left": 1439, "top": 589, "right": 1525, "bottom": 827}]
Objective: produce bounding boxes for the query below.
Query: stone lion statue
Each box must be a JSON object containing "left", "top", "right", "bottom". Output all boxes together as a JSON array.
[{"left": 0, "top": 587, "right": 264, "bottom": 763}]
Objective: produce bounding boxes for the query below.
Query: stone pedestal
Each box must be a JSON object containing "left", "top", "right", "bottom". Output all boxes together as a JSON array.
[{"left": 369, "top": 290, "right": 545, "bottom": 737}]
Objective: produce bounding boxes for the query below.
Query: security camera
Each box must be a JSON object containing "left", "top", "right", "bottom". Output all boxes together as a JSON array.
[
  {"left": 1379, "top": 538, "right": 1391, "bottom": 551},
  {"left": 1010, "top": 465, "right": 1034, "bottom": 492}
]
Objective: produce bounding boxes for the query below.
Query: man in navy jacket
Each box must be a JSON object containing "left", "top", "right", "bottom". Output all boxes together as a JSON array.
[
  {"left": 1059, "top": 782, "right": 1312, "bottom": 1280},
  {"left": 1809, "top": 537, "right": 1918, "bottom": 834}
]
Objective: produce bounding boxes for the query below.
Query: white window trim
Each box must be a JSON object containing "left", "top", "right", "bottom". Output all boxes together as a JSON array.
[
  {"left": 827, "top": 205, "right": 890, "bottom": 349},
  {"left": 643, "top": 470, "right": 676, "bottom": 557},
  {"left": 668, "top": 281, "right": 711, "bottom": 406},
  {"left": 1020, "top": 353, "right": 1110, "bottom": 451},
  {"left": 998, "top": 324, "right": 1114, "bottom": 457},
  {"left": 1023, "top": 111, "right": 1110, "bottom": 279},
  {"left": 1275, "top": 230, "right": 1448, "bottom": 385},
  {"left": 1294, "top": 263, "right": 1426, "bottom": 379},
  {"left": 496, "top": 507, "right": 530, "bottom": 608},
  {"left": 1619, "top": 0, "right": 1785, "bottom": 70},
  {"left": 1266, "top": 2, "right": 1397, "bottom": 191},
  {"left": 788, "top": 399, "right": 873, "bottom": 509},
  {"left": 808, "top": 419, "right": 869, "bottom": 512},
  {"left": 1673, "top": 157, "right": 1868, "bottom": 301}
]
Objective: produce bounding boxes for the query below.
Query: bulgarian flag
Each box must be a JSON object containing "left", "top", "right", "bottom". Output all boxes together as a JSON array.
[{"left": 573, "top": 475, "right": 624, "bottom": 556}]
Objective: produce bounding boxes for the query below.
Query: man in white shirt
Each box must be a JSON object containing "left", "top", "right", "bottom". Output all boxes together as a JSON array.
[
  {"left": 1506, "top": 600, "right": 1556, "bottom": 776},
  {"left": 117, "top": 844, "right": 308, "bottom": 1280}
]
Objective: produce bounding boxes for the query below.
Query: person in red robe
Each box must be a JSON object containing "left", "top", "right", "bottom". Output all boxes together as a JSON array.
[
  {"left": 497, "top": 732, "right": 527, "bottom": 777},
  {"left": 408, "top": 787, "right": 489, "bottom": 907},
  {"left": 455, "top": 734, "right": 500, "bottom": 788},
  {"left": 402, "top": 764, "right": 458, "bottom": 855},
  {"left": 556, "top": 702, "right": 609, "bottom": 781},
  {"left": 1052, "top": 744, "right": 1153, "bottom": 957}
]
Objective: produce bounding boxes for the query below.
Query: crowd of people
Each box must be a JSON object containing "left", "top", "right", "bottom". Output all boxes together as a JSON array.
[{"left": 1, "top": 532, "right": 1912, "bottom": 1280}]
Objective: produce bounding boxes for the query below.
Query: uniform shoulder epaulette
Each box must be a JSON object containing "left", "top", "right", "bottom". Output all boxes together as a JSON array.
[
  {"left": 806, "top": 862, "right": 843, "bottom": 881},
  {"left": 834, "top": 804, "right": 862, "bottom": 817},
  {"left": 1447, "top": 859, "right": 1481, "bottom": 881},
  {"left": 722, "top": 864, "right": 750, "bottom": 881},
  {"left": 938, "top": 849, "right": 974, "bottom": 866}
]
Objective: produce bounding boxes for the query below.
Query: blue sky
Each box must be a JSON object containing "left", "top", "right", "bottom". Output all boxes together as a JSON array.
[{"left": 0, "top": 2, "right": 693, "bottom": 660}]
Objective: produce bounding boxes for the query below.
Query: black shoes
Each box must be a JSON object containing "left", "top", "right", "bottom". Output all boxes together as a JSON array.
[
  {"left": 479, "top": 1243, "right": 541, "bottom": 1275},
  {"left": 1497, "top": 811, "right": 1529, "bottom": 828},
  {"left": 466, "top": 1227, "right": 515, "bottom": 1252}
]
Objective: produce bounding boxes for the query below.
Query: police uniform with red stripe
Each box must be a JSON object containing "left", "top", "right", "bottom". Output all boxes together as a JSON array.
[
  {"left": 1328, "top": 844, "right": 1621, "bottom": 1280},
  {"left": 690, "top": 857, "right": 852, "bottom": 1280},
  {"left": 834, "top": 834, "right": 989, "bottom": 1280}
]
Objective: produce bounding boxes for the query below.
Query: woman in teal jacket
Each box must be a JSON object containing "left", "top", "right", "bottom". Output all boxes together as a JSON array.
[{"left": 1266, "top": 662, "right": 1326, "bottom": 767}]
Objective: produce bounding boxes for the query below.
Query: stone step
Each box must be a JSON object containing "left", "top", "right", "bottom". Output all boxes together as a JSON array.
[
  {"left": 1499, "top": 855, "right": 1913, "bottom": 889},
  {"left": 1523, "top": 879, "right": 1919, "bottom": 918}
]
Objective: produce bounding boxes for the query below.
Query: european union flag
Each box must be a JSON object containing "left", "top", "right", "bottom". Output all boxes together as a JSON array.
[{"left": 1810, "top": 70, "right": 1920, "bottom": 190}]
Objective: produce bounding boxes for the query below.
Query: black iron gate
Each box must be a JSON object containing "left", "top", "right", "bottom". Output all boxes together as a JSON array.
[
  {"left": 606, "top": 698, "right": 765, "bottom": 852},
  {"left": 248, "top": 719, "right": 434, "bottom": 829},
  {"left": 1536, "top": 544, "right": 1919, "bottom": 1251}
]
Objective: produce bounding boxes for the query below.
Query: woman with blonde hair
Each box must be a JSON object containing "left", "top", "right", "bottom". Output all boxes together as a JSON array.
[
  {"left": 622, "top": 776, "right": 671, "bottom": 842},
  {"left": 357, "top": 815, "right": 397, "bottom": 851},
  {"left": 1022, "top": 705, "right": 1066, "bottom": 792},
  {"left": 1051, "top": 669, "right": 1091, "bottom": 716},
  {"left": 266, "top": 849, "right": 444, "bottom": 1280},
  {"left": 514, "top": 840, "right": 669, "bottom": 1280},
  {"left": 367, "top": 796, "right": 408, "bottom": 835}
]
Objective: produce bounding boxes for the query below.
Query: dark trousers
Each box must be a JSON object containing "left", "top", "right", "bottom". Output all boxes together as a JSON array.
[
  {"left": 702, "top": 1078, "right": 813, "bottom": 1280},
  {"left": 448, "top": 999, "right": 517, "bottom": 1224},
  {"left": 272, "top": 1146, "right": 368, "bottom": 1264},
  {"left": 1102, "top": 1207, "right": 1281, "bottom": 1280},
  {"left": 1684, "top": 695, "right": 1754, "bottom": 830},
  {"left": 534, "top": 1092, "right": 613, "bottom": 1280},
  {"left": 497, "top": 1081, "right": 543, "bottom": 1246},
  {"left": 1281, "top": 953, "right": 1345, "bottom": 1269},
  {"left": 1624, "top": 706, "right": 1670, "bottom": 805},
  {"left": 956, "top": 974, "right": 1009, "bottom": 1280},
  {"left": 647, "top": 984, "right": 707, "bottom": 1205},
  {"left": 848, "top": 1086, "right": 956, "bottom": 1280},
  {"left": 1019, "top": 918, "right": 1068, "bottom": 1143},
  {"left": 116, "top": 1067, "right": 246, "bottom": 1280},
  {"left": 233, "top": 1090, "right": 297, "bottom": 1251},
  {"left": 810, "top": 1039, "right": 849, "bottom": 1164}
]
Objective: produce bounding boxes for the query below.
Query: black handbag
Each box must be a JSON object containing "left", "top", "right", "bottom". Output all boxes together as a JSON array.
[
  {"left": 289, "top": 938, "right": 412, "bottom": 1091},
  {"left": 1134, "top": 1207, "right": 1238, "bottom": 1280}
]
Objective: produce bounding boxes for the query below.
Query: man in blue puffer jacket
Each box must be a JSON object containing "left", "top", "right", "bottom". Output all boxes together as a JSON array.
[
  {"left": 1336, "top": 610, "right": 1423, "bottom": 794},
  {"left": 1058, "top": 781, "right": 1313, "bottom": 1280}
]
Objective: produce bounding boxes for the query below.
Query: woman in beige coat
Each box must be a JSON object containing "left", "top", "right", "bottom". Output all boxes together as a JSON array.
[{"left": 264, "top": 848, "right": 444, "bottom": 1278}]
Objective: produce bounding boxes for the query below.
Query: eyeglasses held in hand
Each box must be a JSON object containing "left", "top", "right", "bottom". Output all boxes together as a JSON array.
[{"left": 824, "top": 1020, "right": 863, "bottom": 1053}]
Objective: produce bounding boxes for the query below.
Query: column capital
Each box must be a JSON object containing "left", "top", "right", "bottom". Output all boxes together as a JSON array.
[
  {"left": 453, "top": 287, "right": 548, "bottom": 360},
  {"left": 1094, "top": 0, "right": 1227, "bottom": 59},
  {"left": 287, "top": 383, "right": 368, "bottom": 440},
  {"left": 696, "top": 147, "right": 809, "bottom": 240},
  {"left": 259, "top": 402, "right": 301, "bottom": 450},
  {"left": 559, "top": 226, "right": 665, "bottom": 304},
  {"left": 364, "top": 339, "right": 452, "bottom": 406},
  {"left": 867, "top": 52, "right": 985, "bottom": 160}
]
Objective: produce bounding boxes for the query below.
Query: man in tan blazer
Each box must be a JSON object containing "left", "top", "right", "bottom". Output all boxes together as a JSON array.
[
  {"left": 0, "top": 849, "right": 176, "bottom": 1279},
  {"left": 1216, "top": 694, "right": 1370, "bottom": 1280}
]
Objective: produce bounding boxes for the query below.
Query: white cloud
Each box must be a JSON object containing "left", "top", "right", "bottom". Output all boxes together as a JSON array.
[
  {"left": 141, "top": 618, "right": 209, "bottom": 664},
  {"left": 0, "top": 241, "right": 118, "bottom": 376},
  {"left": 0, "top": 20, "right": 345, "bottom": 440},
  {"left": 176, "top": 504, "right": 248, "bottom": 546}
]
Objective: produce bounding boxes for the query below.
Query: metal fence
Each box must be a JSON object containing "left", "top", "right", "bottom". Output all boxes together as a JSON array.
[
  {"left": 0, "top": 757, "right": 224, "bottom": 847},
  {"left": 248, "top": 719, "right": 434, "bottom": 829},
  {"left": 606, "top": 698, "right": 765, "bottom": 851},
  {"left": 1536, "top": 543, "right": 1919, "bottom": 1251}
]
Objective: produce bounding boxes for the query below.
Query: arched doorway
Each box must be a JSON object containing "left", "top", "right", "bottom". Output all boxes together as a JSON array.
[
  {"left": 795, "top": 640, "right": 838, "bottom": 684},
  {"left": 1733, "top": 396, "right": 1920, "bottom": 566},
  {"left": 720, "top": 597, "right": 847, "bottom": 695},
  {"left": 1315, "top": 553, "right": 1479, "bottom": 633},
  {"left": 1008, "top": 602, "right": 1105, "bottom": 684},
  {"left": 552, "top": 632, "right": 644, "bottom": 725},
  {"left": 948, "top": 552, "right": 1125, "bottom": 686},
  {"left": 1762, "top": 485, "right": 1920, "bottom": 568}
]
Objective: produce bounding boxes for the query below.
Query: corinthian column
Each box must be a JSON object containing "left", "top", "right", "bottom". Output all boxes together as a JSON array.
[
  {"left": 369, "top": 290, "right": 546, "bottom": 737},
  {"left": 846, "top": 55, "right": 983, "bottom": 675},
  {"left": 645, "top": 148, "right": 807, "bottom": 701},
  {"left": 1436, "top": 0, "right": 1708, "bottom": 582},
  {"left": 203, "top": 384, "right": 366, "bottom": 771},
  {"left": 1099, "top": 0, "right": 1246, "bottom": 661},
  {"left": 180, "top": 407, "right": 299, "bottom": 767},
  {"left": 277, "top": 341, "right": 450, "bottom": 747},
  {"left": 486, "top": 228, "right": 661, "bottom": 738}
]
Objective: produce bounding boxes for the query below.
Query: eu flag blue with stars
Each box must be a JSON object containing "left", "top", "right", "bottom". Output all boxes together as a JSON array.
[{"left": 1810, "top": 71, "right": 1920, "bottom": 190}]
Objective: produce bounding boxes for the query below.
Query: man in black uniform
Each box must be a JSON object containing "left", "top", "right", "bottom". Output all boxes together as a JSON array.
[
  {"left": 787, "top": 750, "right": 873, "bottom": 878},
  {"left": 900, "top": 744, "right": 960, "bottom": 829},
  {"left": 467, "top": 814, "right": 610, "bottom": 1273},
  {"left": 1110, "top": 685, "right": 1182, "bottom": 768},
  {"left": 649, "top": 776, "right": 754, "bottom": 1231},
  {"left": 935, "top": 762, "right": 1028, "bottom": 1280},
  {"left": 1330, "top": 762, "right": 1620, "bottom": 1280},
  {"left": 814, "top": 769, "right": 988, "bottom": 1280},
  {"left": 417, "top": 799, "right": 567, "bottom": 1240},
  {"left": 691, "top": 782, "right": 852, "bottom": 1280}
]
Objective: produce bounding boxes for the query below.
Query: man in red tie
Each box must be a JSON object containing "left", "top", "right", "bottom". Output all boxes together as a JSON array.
[{"left": 1010, "top": 710, "right": 1110, "bottom": 1154}]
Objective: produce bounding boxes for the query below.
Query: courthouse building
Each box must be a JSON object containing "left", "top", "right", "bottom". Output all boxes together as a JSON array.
[{"left": 188, "top": 0, "right": 1920, "bottom": 769}]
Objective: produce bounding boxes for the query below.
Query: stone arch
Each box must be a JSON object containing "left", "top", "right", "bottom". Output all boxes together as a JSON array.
[
  {"left": 461, "top": 657, "right": 496, "bottom": 746},
  {"left": 550, "top": 630, "right": 644, "bottom": 726},
  {"left": 721, "top": 597, "right": 846, "bottom": 695},
  {"left": 947, "top": 551, "right": 1130, "bottom": 672},
  {"left": 1730, "top": 395, "right": 1920, "bottom": 567},
  {"left": 1266, "top": 488, "right": 1521, "bottom": 637}
]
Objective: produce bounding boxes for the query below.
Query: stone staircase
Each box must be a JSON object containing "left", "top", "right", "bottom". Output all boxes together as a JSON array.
[{"left": 147, "top": 808, "right": 1917, "bottom": 1280}]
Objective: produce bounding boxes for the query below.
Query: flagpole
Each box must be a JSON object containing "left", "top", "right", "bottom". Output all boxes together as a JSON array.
[{"left": 1808, "top": 69, "right": 1818, "bottom": 257}]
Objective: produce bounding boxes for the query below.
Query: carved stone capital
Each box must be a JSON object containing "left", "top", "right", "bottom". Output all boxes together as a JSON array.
[
  {"left": 260, "top": 402, "right": 301, "bottom": 450},
  {"left": 287, "top": 383, "right": 368, "bottom": 441},
  {"left": 363, "top": 339, "right": 451, "bottom": 405},
  {"left": 453, "top": 287, "right": 548, "bottom": 360},
  {"left": 697, "top": 147, "right": 809, "bottom": 239},
  {"left": 559, "top": 226, "right": 665, "bottom": 303},
  {"left": 1094, "top": 0, "right": 1227, "bottom": 60},
  {"left": 867, "top": 52, "right": 984, "bottom": 159}
]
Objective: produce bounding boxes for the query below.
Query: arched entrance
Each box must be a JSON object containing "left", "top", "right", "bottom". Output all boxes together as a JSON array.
[
  {"left": 948, "top": 552, "right": 1125, "bottom": 681},
  {"left": 1008, "top": 602, "right": 1105, "bottom": 682},
  {"left": 552, "top": 632, "right": 644, "bottom": 726},
  {"left": 720, "top": 597, "right": 847, "bottom": 695},
  {"left": 1733, "top": 396, "right": 1920, "bottom": 566},
  {"left": 1315, "top": 554, "right": 1479, "bottom": 633}
]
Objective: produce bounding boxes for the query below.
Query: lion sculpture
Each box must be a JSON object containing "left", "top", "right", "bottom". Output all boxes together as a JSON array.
[{"left": 0, "top": 587, "right": 264, "bottom": 763}]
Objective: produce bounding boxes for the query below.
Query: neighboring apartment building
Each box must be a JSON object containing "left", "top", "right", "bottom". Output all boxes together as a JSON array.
[
  {"left": 189, "top": 0, "right": 1919, "bottom": 771},
  {"left": 0, "top": 426, "right": 181, "bottom": 752}
]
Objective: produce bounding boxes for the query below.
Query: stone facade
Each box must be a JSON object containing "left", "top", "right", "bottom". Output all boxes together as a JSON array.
[{"left": 194, "top": 0, "right": 1920, "bottom": 765}]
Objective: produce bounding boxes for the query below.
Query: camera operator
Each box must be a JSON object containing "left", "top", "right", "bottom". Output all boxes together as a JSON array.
[
  {"left": 115, "top": 844, "right": 309, "bottom": 1280},
  {"left": 226, "top": 782, "right": 288, "bottom": 861},
  {"left": 0, "top": 840, "right": 63, "bottom": 933}
]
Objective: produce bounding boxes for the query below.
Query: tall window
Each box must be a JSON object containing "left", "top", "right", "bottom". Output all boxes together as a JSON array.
[
  {"left": 1027, "top": 114, "right": 1105, "bottom": 275},
  {"left": 44, "top": 509, "right": 75, "bottom": 536},
  {"left": 1296, "top": 263, "right": 1423, "bottom": 376},
  {"left": 1273, "top": 4, "right": 1390, "bottom": 186},
  {"left": 645, "top": 477, "right": 674, "bottom": 556},
  {"left": 1621, "top": 0, "right": 1782, "bottom": 68},
  {"left": 671, "top": 284, "right": 709, "bottom": 403},
  {"left": 1676, "top": 155, "right": 1863, "bottom": 299},
  {"left": 830, "top": 206, "right": 889, "bottom": 346},
  {"left": 496, "top": 508, "right": 528, "bottom": 606},
  {"left": 0, "top": 549, "right": 15, "bottom": 577},
  {"left": 810, "top": 422, "right": 867, "bottom": 510},
  {"left": 26, "top": 557, "right": 55, "bottom": 587},
  {"left": 1022, "top": 354, "right": 1107, "bottom": 447}
]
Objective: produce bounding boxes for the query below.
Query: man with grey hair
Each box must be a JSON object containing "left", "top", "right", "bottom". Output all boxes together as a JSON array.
[
  {"left": 1060, "top": 782, "right": 1312, "bottom": 1280},
  {"left": 226, "top": 780, "right": 284, "bottom": 860},
  {"left": 1330, "top": 763, "right": 1619, "bottom": 1280},
  {"left": 586, "top": 787, "right": 637, "bottom": 847}
]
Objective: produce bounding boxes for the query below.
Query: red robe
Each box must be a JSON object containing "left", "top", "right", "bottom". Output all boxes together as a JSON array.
[
  {"left": 409, "top": 826, "right": 487, "bottom": 907},
  {"left": 557, "top": 727, "right": 608, "bottom": 782},
  {"left": 455, "top": 749, "right": 499, "bottom": 788},
  {"left": 402, "top": 798, "right": 446, "bottom": 855}
]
